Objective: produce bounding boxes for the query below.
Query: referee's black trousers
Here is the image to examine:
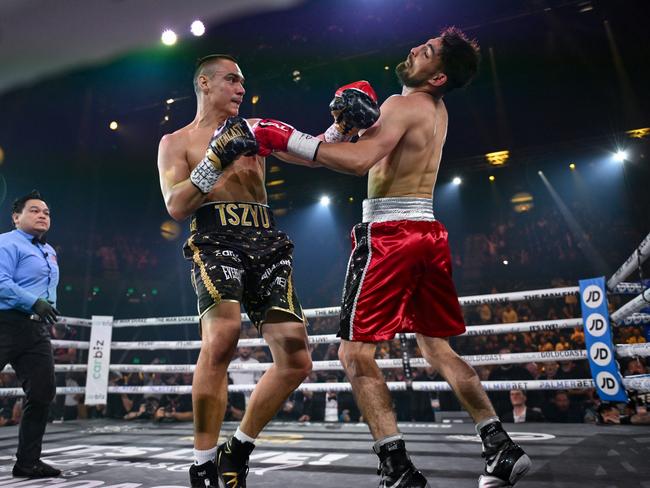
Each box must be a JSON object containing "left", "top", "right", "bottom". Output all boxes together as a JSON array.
[{"left": 0, "top": 312, "right": 56, "bottom": 465}]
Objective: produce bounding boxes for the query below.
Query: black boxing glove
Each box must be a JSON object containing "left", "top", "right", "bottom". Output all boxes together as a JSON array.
[
  {"left": 190, "top": 116, "right": 259, "bottom": 194},
  {"left": 325, "top": 81, "right": 380, "bottom": 142}
]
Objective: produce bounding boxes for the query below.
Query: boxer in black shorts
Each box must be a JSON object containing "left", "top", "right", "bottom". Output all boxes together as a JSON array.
[
  {"left": 157, "top": 55, "right": 312, "bottom": 488},
  {"left": 184, "top": 201, "right": 304, "bottom": 329}
]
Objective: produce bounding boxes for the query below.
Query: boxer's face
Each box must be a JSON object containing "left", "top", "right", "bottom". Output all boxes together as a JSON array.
[
  {"left": 202, "top": 59, "right": 246, "bottom": 116},
  {"left": 396, "top": 37, "right": 446, "bottom": 89},
  {"left": 13, "top": 199, "right": 50, "bottom": 235}
]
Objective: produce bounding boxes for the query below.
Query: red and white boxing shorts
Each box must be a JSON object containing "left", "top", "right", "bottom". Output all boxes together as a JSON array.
[{"left": 338, "top": 197, "right": 466, "bottom": 342}]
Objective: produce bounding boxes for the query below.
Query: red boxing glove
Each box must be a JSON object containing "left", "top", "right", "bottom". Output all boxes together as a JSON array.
[
  {"left": 334, "top": 80, "right": 378, "bottom": 103},
  {"left": 254, "top": 119, "right": 321, "bottom": 160},
  {"left": 253, "top": 119, "right": 294, "bottom": 156}
]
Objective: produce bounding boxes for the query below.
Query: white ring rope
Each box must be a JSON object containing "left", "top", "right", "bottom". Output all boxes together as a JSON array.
[
  {"left": 610, "top": 288, "right": 650, "bottom": 324},
  {"left": 607, "top": 231, "right": 650, "bottom": 290},
  {"left": 57, "top": 317, "right": 92, "bottom": 327},
  {"left": 4, "top": 344, "right": 649, "bottom": 377},
  {"left": 44, "top": 319, "right": 583, "bottom": 352},
  {"left": 2, "top": 377, "right": 650, "bottom": 398},
  {"left": 2, "top": 285, "right": 643, "bottom": 400},
  {"left": 616, "top": 343, "right": 650, "bottom": 358},
  {"left": 611, "top": 282, "right": 648, "bottom": 294},
  {"left": 58, "top": 287, "right": 579, "bottom": 329},
  {"left": 619, "top": 313, "right": 650, "bottom": 326}
]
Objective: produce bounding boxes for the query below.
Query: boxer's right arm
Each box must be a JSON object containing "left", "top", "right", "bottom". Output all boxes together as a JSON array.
[
  {"left": 157, "top": 133, "right": 208, "bottom": 221},
  {"left": 158, "top": 117, "right": 258, "bottom": 221}
]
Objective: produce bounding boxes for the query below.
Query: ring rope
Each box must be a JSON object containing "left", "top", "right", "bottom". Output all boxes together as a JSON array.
[
  {"left": 610, "top": 288, "right": 650, "bottom": 324},
  {"left": 42, "top": 319, "right": 584, "bottom": 351},
  {"left": 607, "top": 231, "right": 650, "bottom": 290},
  {"left": 611, "top": 282, "right": 648, "bottom": 294},
  {"left": 4, "top": 345, "right": 648, "bottom": 377},
  {"left": 2, "top": 377, "right": 649, "bottom": 398},
  {"left": 619, "top": 313, "right": 650, "bottom": 326},
  {"left": 57, "top": 287, "right": 579, "bottom": 329}
]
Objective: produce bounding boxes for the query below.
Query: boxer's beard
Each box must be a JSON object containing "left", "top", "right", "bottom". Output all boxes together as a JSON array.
[{"left": 395, "top": 61, "right": 430, "bottom": 88}]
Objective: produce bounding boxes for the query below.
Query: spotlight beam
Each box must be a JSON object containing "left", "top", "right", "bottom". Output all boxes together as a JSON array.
[{"left": 537, "top": 171, "right": 609, "bottom": 275}]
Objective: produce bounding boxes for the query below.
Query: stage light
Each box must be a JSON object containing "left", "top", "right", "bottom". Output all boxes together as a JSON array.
[
  {"left": 320, "top": 195, "right": 331, "bottom": 206},
  {"left": 384, "top": 65, "right": 390, "bottom": 70},
  {"left": 292, "top": 70, "right": 301, "bottom": 82},
  {"left": 267, "top": 179, "right": 284, "bottom": 187},
  {"left": 161, "top": 29, "right": 177, "bottom": 46},
  {"left": 452, "top": 176, "right": 462, "bottom": 185},
  {"left": 489, "top": 175, "right": 495, "bottom": 182},
  {"left": 613, "top": 149, "right": 627, "bottom": 163},
  {"left": 109, "top": 121, "right": 118, "bottom": 130},
  {"left": 166, "top": 98, "right": 175, "bottom": 105},
  {"left": 251, "top": 95, "right": 260, "bottom": 105},
  {"left": 485, "top": 150, "right": 509, "bottom": 166},
  {"left": 626, "top": 127, "right": 650, "bottom": 139},
  {"left": 503, "top": 260, "right": 509, "bottom": 265},
  {"left": 511, "top": 192, "right": 534, "bottom": 213},
  {"left": 569, "top": 163, "right": 576, "bottom": 170},
  {"left": 190, "top": 20, "right": 205, "bottom": 37}
]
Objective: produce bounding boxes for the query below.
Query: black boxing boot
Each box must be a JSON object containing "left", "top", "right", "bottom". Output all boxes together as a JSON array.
[
  {"left": 189, "top": 460, "right": 218, "bottom": 488},
  {"left": 478, "top": 418, "right": 532, "bottom": 487},
  {"left": 374, "top": 437, "right": 430, "bottom": 488},
  {"left": 217, "top": 436, "right": 255, "bottom": 488}
]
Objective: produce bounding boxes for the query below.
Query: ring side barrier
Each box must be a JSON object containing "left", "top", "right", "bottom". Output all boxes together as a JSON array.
[
  {"left": 2, "top": 377, "right": 649, "bottom": 398},
  {"left": 607, "top": 231, "right": 650, "bottom": 291},
  {"left": 610, "top": 288, "right": 650, "bottom": 324}
]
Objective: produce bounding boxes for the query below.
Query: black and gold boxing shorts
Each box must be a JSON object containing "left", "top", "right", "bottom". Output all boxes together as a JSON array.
[{"left": 183, "top": 201, "right": 305, "bottom": 329}]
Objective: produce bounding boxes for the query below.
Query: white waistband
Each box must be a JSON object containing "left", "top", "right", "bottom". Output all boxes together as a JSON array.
[{"left": 362, "top": 197, "right": 435, "bottom": 223}]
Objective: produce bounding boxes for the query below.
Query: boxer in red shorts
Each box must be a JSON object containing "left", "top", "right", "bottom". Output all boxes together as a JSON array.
[{"left": 254, "top": 27, "right": 531, "bottom": 488}]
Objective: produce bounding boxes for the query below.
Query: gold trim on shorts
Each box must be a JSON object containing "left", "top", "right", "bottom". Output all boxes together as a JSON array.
[
  {"left": 263, "top": 306, "right": 306, "bottom": 328},
  {"left": 188, "top": 234, "right": 222, "bottom": 305}
]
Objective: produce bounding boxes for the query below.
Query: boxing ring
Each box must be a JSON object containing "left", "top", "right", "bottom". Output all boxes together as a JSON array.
[{"left": 1, "top": 233, "right": 649, "bottom": 486}]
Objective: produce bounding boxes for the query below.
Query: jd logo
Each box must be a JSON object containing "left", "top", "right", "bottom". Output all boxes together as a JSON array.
[
  {"left": 582, "top": 285, "right": 603, "bottom": 308},
  {"left": 597, "top": 371, "right": 620, "bottom": 395},
  {"left": 585, "top": 313, "right": 607, "bottom": 338},
  {"left": 589, "top": 342, "right": 611, "bottom": 367}
]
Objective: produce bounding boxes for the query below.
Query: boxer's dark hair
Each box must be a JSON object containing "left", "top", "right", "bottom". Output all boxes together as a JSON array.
[
  {"left": 193, "top": 54, "right": 239, "bottom": 94},
  {"left": 12, "top": 189, "right": 45, "bottom": 215},
  {"left": 439, "top": 27, "right": 480, "bottom": 93}
]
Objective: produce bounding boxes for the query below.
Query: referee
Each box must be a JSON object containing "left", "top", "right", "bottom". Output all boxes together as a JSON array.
[{"left": 0, "top": 190, "right": 61, "bottom": 478}]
